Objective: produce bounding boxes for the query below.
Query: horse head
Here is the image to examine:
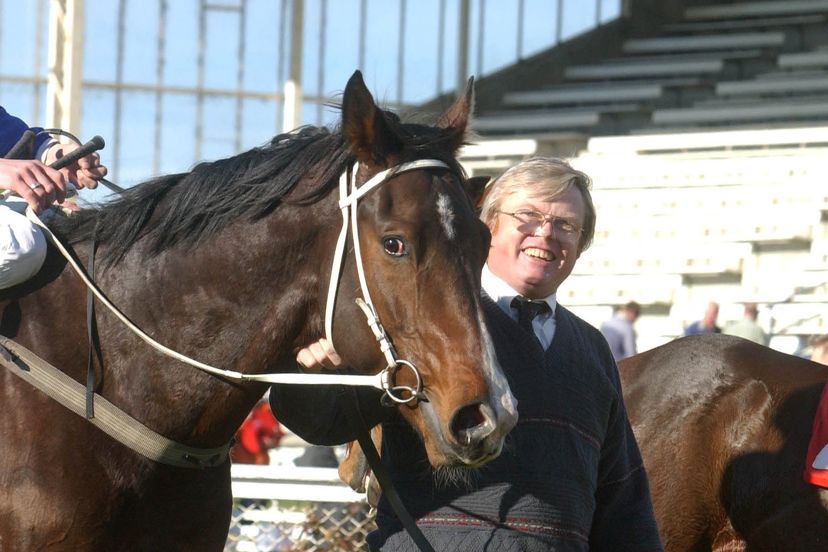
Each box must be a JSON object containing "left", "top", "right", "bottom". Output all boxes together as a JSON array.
[{"left": 323, "top": 71, "right": 517, "bottom": 467}]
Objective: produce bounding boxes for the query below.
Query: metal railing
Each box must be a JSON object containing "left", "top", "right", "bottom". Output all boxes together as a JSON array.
[
  {"left": 226, "top": 464, "right": 375, "bottom": 552},
  {"left": 0, "top": 0, "right": 621, "bottom": 188}
]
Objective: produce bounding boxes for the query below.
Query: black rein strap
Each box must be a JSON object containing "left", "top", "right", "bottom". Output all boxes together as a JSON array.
[
  {"left": 348, "top": 389, "right": 436, "bottom": 552},
  {"left": 85, "top": 240, "right": 101, "bottom": 419}
]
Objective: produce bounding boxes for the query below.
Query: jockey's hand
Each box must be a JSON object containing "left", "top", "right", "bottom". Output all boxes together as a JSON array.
[
  {"left": 296, "top": 338, "right": 343, "bottom": 370},
  {"left": 43, "top": 142, "right": 108, "bottom": 190},
  {"left": 0, "top": 158, "right": 67, "bottom": 214}
]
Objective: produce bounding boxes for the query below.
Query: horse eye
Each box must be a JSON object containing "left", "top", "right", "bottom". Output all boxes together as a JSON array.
[{"left": 382, "top": 237, "right": 407, "bottom": 257}]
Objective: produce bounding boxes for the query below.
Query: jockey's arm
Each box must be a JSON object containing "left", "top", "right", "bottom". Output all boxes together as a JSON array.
[{"left": 1, "top": 107, "right": 108, "bottom": 211}]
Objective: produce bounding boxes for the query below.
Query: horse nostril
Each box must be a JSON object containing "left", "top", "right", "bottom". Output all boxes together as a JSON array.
[{"left": 450, "top": 403, "right": 496, "bottom": 446}]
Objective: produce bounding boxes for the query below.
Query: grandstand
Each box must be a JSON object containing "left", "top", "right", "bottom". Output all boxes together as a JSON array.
[
  {"left": 453, "top": 0, "right": 828, "bottom": 354},
  {"left": 4, "top": 3, "right": 827, "bottom": 550}
]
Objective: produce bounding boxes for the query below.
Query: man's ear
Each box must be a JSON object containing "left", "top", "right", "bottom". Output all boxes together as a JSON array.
[{"left": 464, "top": 175, "right": 491, "bottom": 211}]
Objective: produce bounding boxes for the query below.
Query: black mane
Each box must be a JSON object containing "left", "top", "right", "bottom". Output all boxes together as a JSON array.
[{"left": 51, "top": 113, "right": 465, "bottom": 267}]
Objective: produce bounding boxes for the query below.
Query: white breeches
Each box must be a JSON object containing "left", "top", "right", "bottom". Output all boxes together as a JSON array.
[{"left": 0, "top": 198, "right": 47, "bottom": 289}]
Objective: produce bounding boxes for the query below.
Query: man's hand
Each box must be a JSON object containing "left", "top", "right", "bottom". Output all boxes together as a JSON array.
[
  {"left": 0, "top": 158, "right": 67, "bottom": 213},
  {"left": 296, "top": 338, "right": 343, "bottom": 370},
  {"left": 43, "top": 142, "right": 108, "bottom": 189}
]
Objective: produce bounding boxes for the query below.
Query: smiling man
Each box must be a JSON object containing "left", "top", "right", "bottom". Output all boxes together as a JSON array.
[{"left": 271, "top": 157, "right": 663, "bottom": 551}]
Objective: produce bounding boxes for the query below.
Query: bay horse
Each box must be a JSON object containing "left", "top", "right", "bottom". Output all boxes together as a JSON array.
[
  {"left": 0, "top": 70, "right": 517, "bottom": 551},
  {"left": 620, "top": 334, "right": 828, "bottom": 551}
]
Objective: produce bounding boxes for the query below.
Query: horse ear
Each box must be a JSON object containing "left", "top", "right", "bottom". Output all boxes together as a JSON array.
[
  {"left": 464, "top": 175, "right": 491, "bottom": 211},
  {"left": 342, "top": 70, "right": 402, "bottom": 164},
  {"left": 436, "top": 76, "right": 475, "bottom": 153}
]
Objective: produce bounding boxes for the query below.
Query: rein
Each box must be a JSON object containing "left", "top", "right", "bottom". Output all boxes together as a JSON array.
[
  {"left": 7, "top": 158, "right": 450, "bottom": 468},
  {"left": 25, "top": 159, "right": 449, "bottom": 398},
  {"left": 10, "top": 156, "right": 447, "bottom": 549}
]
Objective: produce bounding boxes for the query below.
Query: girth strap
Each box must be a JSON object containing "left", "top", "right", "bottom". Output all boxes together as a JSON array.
[{"left": 0, "top": 336, "right": 229, "bottom": 469}]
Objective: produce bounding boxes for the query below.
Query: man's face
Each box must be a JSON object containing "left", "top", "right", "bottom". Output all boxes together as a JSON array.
[{"left": 487, "top": 186, "right": 586, "bottom": 299}]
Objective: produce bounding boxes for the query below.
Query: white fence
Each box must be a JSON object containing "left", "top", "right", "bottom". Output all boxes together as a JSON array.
[{"left": 226, "top": 463, "right": 375, "bottom": 552}]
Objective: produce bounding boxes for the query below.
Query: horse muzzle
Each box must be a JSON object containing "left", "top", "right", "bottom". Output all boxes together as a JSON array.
[{"left": 421, "top": 397, "right": 517, "bottom": 467}]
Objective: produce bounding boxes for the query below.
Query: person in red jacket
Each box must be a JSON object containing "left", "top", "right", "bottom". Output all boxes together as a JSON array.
[{"left": 231, "top": 399, "right": 284, "bottom": 465}]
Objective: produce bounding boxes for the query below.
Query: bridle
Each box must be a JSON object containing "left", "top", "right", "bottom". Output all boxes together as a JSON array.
[
  {"left": 325, "top": 159, "right": 452, "bottom": 404},
  {"left": 25, "top": 158, "right": 453, "bottom": 405}
]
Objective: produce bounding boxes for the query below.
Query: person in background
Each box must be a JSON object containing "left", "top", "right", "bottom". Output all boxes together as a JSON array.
[
  {"left": 683, "top": 301, "right": 721, "bottom": 336},
  {"left": 0, "top": 106, "right": 107, "bottom": 289},
  {"left": 230, "top": 399, "right": 284, "bottom": 465},
  {"left": 269, "top": 157, "right": 663, "bottom": 551},
  {"left": 723, "top": 303, "right": 768, "bottom": 346},
  {"left": 600, "top": 300, "right": 641, "bottom": 360}
]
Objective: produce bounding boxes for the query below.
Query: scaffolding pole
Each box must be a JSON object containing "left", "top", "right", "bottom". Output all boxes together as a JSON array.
[{"left": 46, "top": 0, "right": 84, "bottom": 133}]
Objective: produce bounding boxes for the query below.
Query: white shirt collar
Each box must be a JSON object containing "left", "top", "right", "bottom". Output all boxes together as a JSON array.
[{"left": 481, "top": 264, "right": 557, "bottom": 318}]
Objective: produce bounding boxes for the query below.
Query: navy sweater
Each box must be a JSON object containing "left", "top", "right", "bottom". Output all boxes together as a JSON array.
[{"left": 270, "top": 298, "right": 663, "bottom": 551}]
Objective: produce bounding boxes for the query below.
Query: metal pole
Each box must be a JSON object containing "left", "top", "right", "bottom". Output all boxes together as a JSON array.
[
  {"left": 397, "top": 0, "right": 406, "bottom": 106},
  {"left": 33, "top": 0, "right": 45, "bottom": 124},
  {"left": 358, "top": 0, "right": 367, "bottom": 70},
  {"left": 516, "top": 0, "right": 524, "bottom": 60},
  {"left": 476, "top": 0, "right": 485, "bottom": 77},
  {"left": 556, "top": 0, "right": 563, "bottom": 44},
  {"left": 436, "top": 0, "right": 446, "bottom": 94},
  {"left": 456, "top": 0, "right": 469, "bottom": 94},
  {"left": 283, "top": 0, "right": 303, "bottom": 132},
  {"left": 45, "top": 0, "right": 85, "bottom": 133},
  {"left": 195, "top": 0, "right": 206, "bottom": 161},
  {"left": 235, "top": 0, "right": 247, "bottom": 151},
  {"left": 112, "top": 0, "right": 125, "bottom": 177},
  {"left": 153, "top": 0, "right": 167, "bottom": 175},
  {"left": 277, "top": 0, "right": 288, "bottom": 134},
  {"left": 316, "top": 0, "right": 327, "bottom": 124}
]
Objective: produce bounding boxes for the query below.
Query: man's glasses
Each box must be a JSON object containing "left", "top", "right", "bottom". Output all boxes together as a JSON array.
[{"left": 497, "top": 209, "right": 582, "bottom": 240}]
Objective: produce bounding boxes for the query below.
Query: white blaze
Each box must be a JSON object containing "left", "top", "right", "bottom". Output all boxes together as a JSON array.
[{"left": 436, "top": 193, "right": 456, "bottom": 240}]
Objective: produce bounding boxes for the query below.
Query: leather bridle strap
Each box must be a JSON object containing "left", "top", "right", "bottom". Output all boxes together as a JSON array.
[
  {"left": 24, "top": 207, "right": 386, "bottom": 388},
  {"left": 22, "top": 160, "right": 450, "bottom": 397},
  {"left": 347, "top": 389, "right": 436, "bottom": 552}
]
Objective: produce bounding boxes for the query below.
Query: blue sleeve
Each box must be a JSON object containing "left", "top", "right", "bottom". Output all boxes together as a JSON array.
[{"left": 0, "top": 106, "right": 50, "bottom": 158}]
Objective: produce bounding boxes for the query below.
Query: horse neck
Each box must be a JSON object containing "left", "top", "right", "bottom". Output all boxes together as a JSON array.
[{"left": 71, "top": 209, "right": 333, "bottom": 447}]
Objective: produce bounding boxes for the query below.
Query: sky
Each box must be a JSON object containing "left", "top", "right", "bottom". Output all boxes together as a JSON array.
[{"left": 0, "top": 0, "right": 620, "bottom": 199}]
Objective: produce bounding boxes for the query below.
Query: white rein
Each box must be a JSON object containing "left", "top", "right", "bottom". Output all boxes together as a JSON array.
[{"left": 27, "top": 159, "right": 449, "bottom": 403}]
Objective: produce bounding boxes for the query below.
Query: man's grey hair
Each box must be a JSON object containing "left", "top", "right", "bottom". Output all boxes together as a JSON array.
[{"left": 479, "top": 156, "right": 596, "bottom": 253}]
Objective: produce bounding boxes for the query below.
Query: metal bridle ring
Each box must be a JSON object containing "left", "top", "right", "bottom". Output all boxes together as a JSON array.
[{"left": 380, "top": 359, "right": 424, "bottom": 405}]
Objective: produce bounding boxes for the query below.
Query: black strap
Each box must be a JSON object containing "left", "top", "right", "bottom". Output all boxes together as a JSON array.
[
  {"left": 85, "top": 240, "right": 102, "bottom": 419},
  {"left": 348, "top": 389, "right": 436, "bottom": 552}
]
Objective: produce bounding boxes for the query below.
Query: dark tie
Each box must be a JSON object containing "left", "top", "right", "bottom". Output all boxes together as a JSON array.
[{"left": 511, "top": 296, "right": 550, "bottom": 344}]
